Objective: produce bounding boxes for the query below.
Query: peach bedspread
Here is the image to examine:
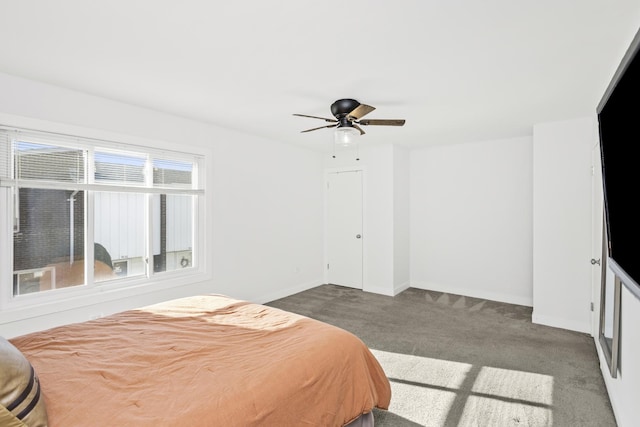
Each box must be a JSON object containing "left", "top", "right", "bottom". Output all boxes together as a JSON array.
[{"left": 10, "top": 295, "right": 391, "bottom": 426}]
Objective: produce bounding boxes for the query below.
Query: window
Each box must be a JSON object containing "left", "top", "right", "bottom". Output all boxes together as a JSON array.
[{"left": 0, "top": 126, "right": 205, "bottom": 306}]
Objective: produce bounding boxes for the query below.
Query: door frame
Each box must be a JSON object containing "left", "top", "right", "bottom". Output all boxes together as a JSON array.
[
  {"left": 324, "top": 166, "right": 366, "bottom": 287},
  {"left": 591, "top": 141, "right": 604, "bottom": 337}
]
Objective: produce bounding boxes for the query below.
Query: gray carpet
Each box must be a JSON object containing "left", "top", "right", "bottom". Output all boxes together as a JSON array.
[{"left": 267, "top": 285, "right": 616, "bottom": 427}]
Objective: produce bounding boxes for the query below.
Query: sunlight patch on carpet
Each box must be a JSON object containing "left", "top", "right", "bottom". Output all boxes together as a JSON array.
[{"left": 370, "top": 349, "right": 555, "bottom": 426}]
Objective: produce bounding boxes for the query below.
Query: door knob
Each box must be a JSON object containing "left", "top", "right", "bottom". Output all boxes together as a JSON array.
[
  {"left": 356, "top": 234, "right": 361, "bottom": 239},
  {"left": 591, "top": 258, "right": 601, "bottom": 265}
]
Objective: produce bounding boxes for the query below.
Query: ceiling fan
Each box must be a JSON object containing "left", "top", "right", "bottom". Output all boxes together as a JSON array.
[{"left": 293, "top": 98, "right": 406, "bottom": 138}]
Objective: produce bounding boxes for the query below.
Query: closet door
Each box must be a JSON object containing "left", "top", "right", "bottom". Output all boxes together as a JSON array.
[{"left": 327, "top": 171, "right": 363, "bottom": 289}]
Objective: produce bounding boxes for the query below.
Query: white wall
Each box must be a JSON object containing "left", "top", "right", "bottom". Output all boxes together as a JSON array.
[
  {"left": 0, "top": 72, "right": 324, "bottom": 337},
  {"left": 393, "top": 145, "right": 410, "bottom": 293},
  {"left": 410, "top": 136, "right": 533, "bottom": 306},
  {"left": 211, "top": 131, "right": 324, "bottom": 303},
  {"left": 360, "top": 145, "right": 394, "bottom": 295},
  {"left": 532, "top": 117, "right": 594, "bottom": 333}
]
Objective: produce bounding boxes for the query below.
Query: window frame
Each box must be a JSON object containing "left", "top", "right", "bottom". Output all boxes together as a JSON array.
[{"left": 0, "top": 121, "right": 210, "bottom": 319}]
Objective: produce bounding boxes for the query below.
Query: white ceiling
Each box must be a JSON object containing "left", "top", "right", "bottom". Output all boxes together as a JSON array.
[{"left": 1, "top": 1, "right": 639, "bottom": 152}]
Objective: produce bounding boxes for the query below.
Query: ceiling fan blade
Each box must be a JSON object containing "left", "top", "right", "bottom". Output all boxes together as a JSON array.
[
  {"left": 301, "top": 123, "right": 338, "bottom": 133},
  {"left": 293, "top": 113, "right": 337, "bottom": 123},
  {"left": 352, "top": 123, "right": 366, "bottom": 135},
  {"left": 347, "top": 104, "right": 376, "bottom": 120},
  {"left": 358, "top": 119, "right": 406, "bottom": 126}
]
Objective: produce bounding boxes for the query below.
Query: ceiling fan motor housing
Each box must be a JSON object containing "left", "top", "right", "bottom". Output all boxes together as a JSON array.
[{"left": 331, "top": 98, "right": 360, "bottom": 119}]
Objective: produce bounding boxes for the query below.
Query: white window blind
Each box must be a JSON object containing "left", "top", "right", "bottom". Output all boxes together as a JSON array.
[
  {"left": 153, "top": 158, "right": 193, "bottom": 188},
  {"left": 15, "top": 141, "right": 85, "bottom": 183},
  {"left": 0, "top": 130, "right": 10, "bottom": 180},
  {"left": 95, "top": 151, "right": 145, "bottom": 185},
  {"left": 0, "top": 127, "right": 204, "bottom": 194}
]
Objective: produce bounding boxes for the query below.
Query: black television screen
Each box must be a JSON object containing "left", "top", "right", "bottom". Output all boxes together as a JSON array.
[{"left": 597, "top": 27, "right": 640, "bottom": 300}]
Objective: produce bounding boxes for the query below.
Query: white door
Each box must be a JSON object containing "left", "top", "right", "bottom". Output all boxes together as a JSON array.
[{"left": 327, "top": 171, "right": 363, "bottom": 289}]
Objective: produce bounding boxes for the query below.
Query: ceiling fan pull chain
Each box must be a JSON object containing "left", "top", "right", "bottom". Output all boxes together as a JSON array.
[{"left": 356, "top": 139, "right": 360, "bottom": 161}]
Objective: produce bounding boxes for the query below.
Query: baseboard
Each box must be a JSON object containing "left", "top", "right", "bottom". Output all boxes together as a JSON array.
[
  {"left": 330, "top": 281, "right": 409, "bottom": 297},
  {"left": 531, "top": 312, "right": 591, "bottom": 334},
  {"left": 410, "top": 281, "right": 533, "bottom": 307},
  {"left": 394, "top": 281, "right": 410, "bottom": 296},
  {"left": 256, "top": 279, "right": 323, "bottom": 304},
  {"left": 362, "top": 285, "right": 395, "bottom": 297}
]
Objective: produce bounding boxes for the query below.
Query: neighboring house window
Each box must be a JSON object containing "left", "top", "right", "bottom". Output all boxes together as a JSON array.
[{"left": 0, "top": 126, "right": 205, "bottom": 304}]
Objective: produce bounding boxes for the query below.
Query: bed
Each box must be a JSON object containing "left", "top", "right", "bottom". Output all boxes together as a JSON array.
[{"left": 2, "top": 294, "right": 391, "bottom": 426}]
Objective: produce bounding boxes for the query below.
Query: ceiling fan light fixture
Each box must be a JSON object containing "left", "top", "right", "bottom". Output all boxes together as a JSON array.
[{"left": 334, "top": 126, "right": 360, "bottom": 146}]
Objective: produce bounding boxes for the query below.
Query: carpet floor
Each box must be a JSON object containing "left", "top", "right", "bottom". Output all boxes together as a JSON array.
[{"left": 267, "top": 284, "right": 616, "bottom": 427}]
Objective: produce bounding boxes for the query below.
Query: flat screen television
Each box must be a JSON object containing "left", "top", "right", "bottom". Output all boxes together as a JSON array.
[{"left": 597, "top": 26, "right": 640, "bottom": 301}]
